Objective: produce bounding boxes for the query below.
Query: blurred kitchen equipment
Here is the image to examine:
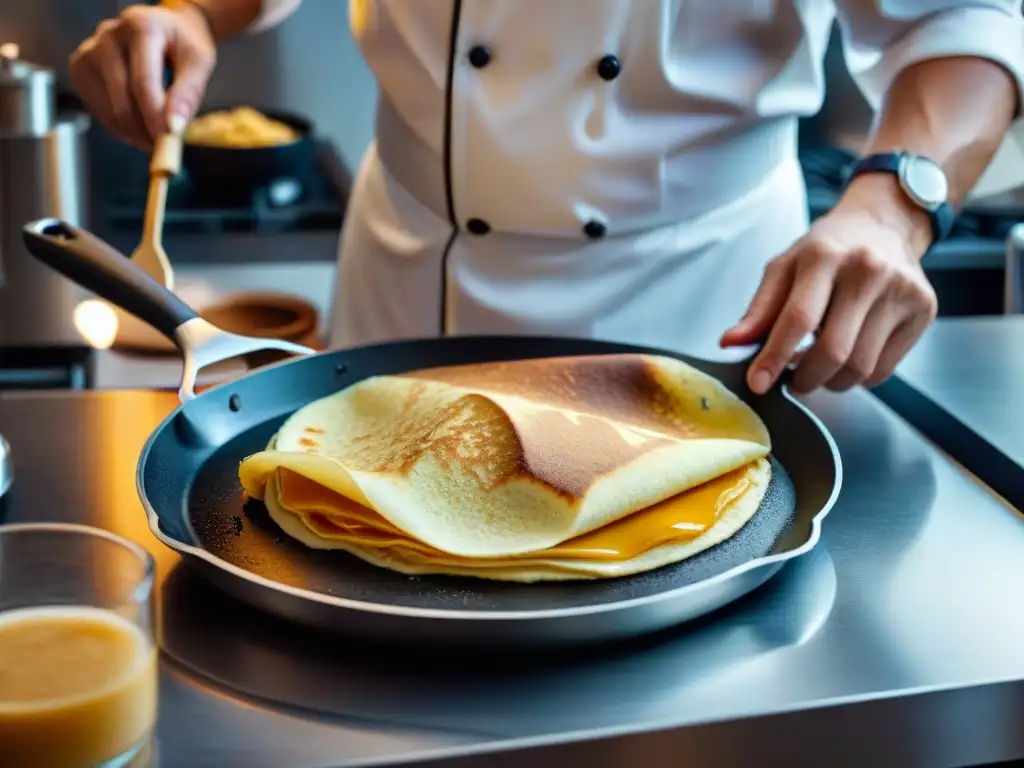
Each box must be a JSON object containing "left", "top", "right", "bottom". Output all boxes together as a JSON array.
[
  {"left": 0, "top": 42, "right": 91, "bottom": 386},
  {"left": 0, "top": 41, "right": 51, "bottom": 136},
  {"left": 131, "top": 122, "right": 183, "bottom": 290},
  {"left": 108, "top": 116, "right": 324, "bottom": 357},
  {"left": 0, "top": 42, "right": 88, "bottom": 278},
  {"left": 101, "top": 130, "right": 349, "bottom": 263},
  {"left": 1004, "top": 223, "right": 1024, "bottom": 314},
  {"left": 182, "top": 107, "right": 316, "bottom": 198},
  {"left": 201, "top": 291, "right": 318, "bottom": 341},
  {"left": 0, "top": 433, "right": 11, "bottom": 505}
]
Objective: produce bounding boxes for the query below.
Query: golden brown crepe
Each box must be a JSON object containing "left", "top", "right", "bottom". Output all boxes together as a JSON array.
[{"left": 239, "top": 354, "right": 772, "bottom": 582}]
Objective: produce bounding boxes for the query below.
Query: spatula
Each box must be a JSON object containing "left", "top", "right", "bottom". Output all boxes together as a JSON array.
[{"left": 131, "top": 116, "right": 184, "bottom": 290}]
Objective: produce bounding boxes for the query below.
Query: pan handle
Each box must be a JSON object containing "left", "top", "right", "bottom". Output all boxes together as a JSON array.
[
  {"left": 725, "top": 333, "right": 815, "bottom": 393},
  {"left": 23, "top": 218, "right": 314, "bottom": 402},
  {"left": 22, "top": 218, "right": 197, "bottom": 341}
]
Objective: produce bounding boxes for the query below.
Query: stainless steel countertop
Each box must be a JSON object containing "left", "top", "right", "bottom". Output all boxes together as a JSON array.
[
  {"left": 2, "top": 386, "right": 1024, "bottom": 767},
  {"left": 874, "top": 316, "right": 1024, "bottom": 513},
  {"left": 887, "top": 316, "right": 1024, "bottom": 467}
]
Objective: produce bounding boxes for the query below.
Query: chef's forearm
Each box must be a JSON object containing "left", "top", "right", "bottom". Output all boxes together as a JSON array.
[
  {"left": 866, "top": 57, "right": 1017, "bottom": 204},
  {"left": 839, "top": 56, "right": 1018, "bottom": 256}
]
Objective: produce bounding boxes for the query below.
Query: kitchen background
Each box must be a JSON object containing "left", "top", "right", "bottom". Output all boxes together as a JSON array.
[{"left": 2, "top": 0, "right": 1024, "bottom": 391}]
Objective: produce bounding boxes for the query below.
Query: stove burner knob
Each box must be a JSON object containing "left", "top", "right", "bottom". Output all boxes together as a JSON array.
[{"left": 268, "top": 178, "right": 303, "bottom": 207}]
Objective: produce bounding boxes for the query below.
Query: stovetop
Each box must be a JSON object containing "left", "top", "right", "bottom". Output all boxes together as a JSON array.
[
  {"left": 800, "top": 145, "right": 1022, "bottom": 242},
  {"left": 102, "top": 140, "right": 351, "bottom": 236}
]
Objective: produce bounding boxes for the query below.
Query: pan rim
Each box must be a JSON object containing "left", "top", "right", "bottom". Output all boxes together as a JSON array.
[{"left": 137, "top": 344, "right": 843, "bottom": 622}]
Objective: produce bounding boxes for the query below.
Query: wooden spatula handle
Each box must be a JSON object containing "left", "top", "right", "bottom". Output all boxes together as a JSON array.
[{"left": 150, "top": 133, "right": 183, "bottom": 177}]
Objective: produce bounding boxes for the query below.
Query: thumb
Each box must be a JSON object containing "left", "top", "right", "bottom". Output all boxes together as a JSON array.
[
  {"left": 719, "top": 259, "right": 793, "bottom": 347},
  {"left": 164, "top": 48, "right": 213, "bottom": 129}
]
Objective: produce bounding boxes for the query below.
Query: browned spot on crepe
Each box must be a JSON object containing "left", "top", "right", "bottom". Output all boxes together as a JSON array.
[
  {"left": 336, "top": 355, "right": 749, "bottom": 501},
  {"left": 402, "top": 355, "right": 741, "bottom": 440}
]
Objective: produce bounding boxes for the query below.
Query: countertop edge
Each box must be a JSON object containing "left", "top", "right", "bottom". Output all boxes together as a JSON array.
[
  {"left": 871, "top": 373, "right": 1024, "bottom": 511},
  {"left": 377, "top": 678, "right": 1024, "bottom": 768}
]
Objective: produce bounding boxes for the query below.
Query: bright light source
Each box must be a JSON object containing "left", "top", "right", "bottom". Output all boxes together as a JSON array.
[{"left": 73, "top": 299, "right": 119, "bottom": 350}]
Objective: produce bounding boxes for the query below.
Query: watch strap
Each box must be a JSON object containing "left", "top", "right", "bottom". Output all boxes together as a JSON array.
[
  {"left": 931, "top": 198, "right": 955, "bottom": 244},
  {"left": 846, "top": 151, "right": 954, "bottom": 246},
  {"left": 851, "top": 152, "right": 903, "bottom": 177}
]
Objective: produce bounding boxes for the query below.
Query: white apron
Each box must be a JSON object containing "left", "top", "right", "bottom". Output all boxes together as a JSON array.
[{"left": 301, "top": 0, "right": 1024, "bottom": 359}]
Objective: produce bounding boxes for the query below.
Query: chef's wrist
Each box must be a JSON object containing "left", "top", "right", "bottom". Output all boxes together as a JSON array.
[
  {"left": 171, "top": 0, "right": 264, "bottom": 43},
  {"left": 170, "top": 2, "right": 215, "bottom": 43},
  {"left": 834, "top": 173, "right": 934, "bottom": 260}
]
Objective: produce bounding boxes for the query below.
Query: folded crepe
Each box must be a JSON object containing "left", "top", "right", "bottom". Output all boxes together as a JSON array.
[{"left": 239, "top": 354, "right": 772, "bottom": 582}]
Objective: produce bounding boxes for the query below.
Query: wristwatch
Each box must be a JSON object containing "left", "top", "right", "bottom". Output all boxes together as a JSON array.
[{"left": 845, "top": 151, "right": 954, "bottom": 246}]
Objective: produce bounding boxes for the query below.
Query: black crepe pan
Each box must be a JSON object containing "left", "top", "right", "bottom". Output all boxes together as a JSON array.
[
  {"left": 22, "top": 218, "right": 842, "bottom": 647},
  {"left": 182, "top": 107, "right": 316, "bottom": 193}
]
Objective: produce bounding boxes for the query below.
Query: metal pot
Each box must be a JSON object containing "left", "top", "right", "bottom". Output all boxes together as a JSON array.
[{"left": 0, "top": 42, "right": 90, "bottom": 359}]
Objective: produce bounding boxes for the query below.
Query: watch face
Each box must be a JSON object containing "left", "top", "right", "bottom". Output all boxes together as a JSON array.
[{"left": 900, "top": 155, "right": 948, "bottom": 211}]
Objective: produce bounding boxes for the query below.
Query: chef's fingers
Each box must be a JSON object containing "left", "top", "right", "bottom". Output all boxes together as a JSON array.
[
  {"left": 748, "top": 252, "right": 837, "bottom": 394},
  {"left": 69, "top": 47, "right": 143, "bottom": 149},
  {"left": 824, "top": 300, "right": 900, "bottom": 392},
  {"left": 844, "top": 260, "right": 937, "bottom": 390},
  {"left": 719, "top": 258, "right": 794, "bottom": 347},
  {"left": 68, "top": 59, "right": 119, "bottom": 140},
  {"left": 123, "top": 16, "right": 171, "bottom": 143},
  {"left": 862, "top": 306, "right": 932, "bottom": 389},
  {"left": 788, "top": 248, "right": 890, "bottom": 394},
  {"left": 164, "top": 35, "right": 215, "bottom": 129},
  {"left": 89, "top": 30, "right": 151, "bottom": 148},
  {"left": 69, "top": 28, "right": 124, "bottom": 143}
]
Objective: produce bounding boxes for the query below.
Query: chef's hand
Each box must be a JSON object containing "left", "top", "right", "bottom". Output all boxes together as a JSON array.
[
  {"left": 720, "top": 175, "right": 938, "bottom": 395},
  {"left": 70, "top": 3, "right": 216, "bottom": 150}
]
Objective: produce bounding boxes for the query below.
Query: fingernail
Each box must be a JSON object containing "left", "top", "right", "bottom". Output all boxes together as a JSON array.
[
  {"left": 750, "top": 368, "right": 772, "bottom": 394},
  {"left": 168, "top": 113, "right": 187, "bottom": 134}
]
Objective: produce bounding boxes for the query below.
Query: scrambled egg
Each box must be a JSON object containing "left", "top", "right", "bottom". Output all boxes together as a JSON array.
[{"left": 184, "top": 107, "right": 300, "bottom": 148}]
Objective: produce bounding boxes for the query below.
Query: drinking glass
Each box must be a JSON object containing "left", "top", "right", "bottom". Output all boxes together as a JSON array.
[{"left": 0, "top": 522, "right": 158, "bottom": 768}]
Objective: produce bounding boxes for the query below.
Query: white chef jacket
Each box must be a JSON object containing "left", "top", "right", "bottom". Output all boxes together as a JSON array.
[{"left": 255, "top": 0, "right": 1024, "bottom": 360}]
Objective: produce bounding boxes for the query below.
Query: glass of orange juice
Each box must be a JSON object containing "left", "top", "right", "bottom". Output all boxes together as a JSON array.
[{"left": 0, "top": 523, "right": 158, "bottom": 768}]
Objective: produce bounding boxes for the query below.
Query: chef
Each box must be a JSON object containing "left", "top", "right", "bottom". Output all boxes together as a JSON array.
[{"left": 70, "top": 0, "right": 1023, "bottom": 394}]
